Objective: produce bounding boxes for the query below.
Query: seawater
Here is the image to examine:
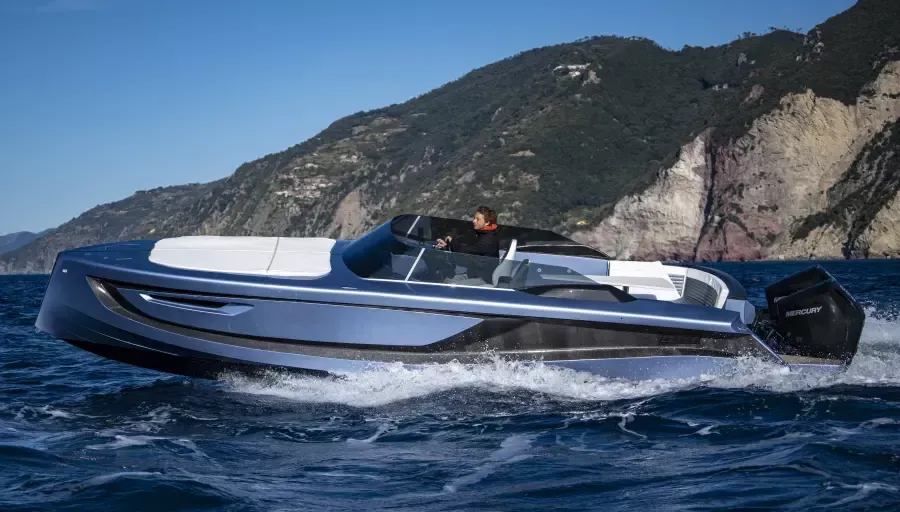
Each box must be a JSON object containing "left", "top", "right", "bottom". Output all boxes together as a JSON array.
[{"left": 1, "top": 260, "right": 900, "bottom": 511}]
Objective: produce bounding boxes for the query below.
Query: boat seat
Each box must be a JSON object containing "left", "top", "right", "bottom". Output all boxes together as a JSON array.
[
  {"left": 580, "top": 260, "right": 681, "bottom": 301},
  {"left": 149, "top": 236, "right": 336, "bottom": 278},
  {"left": 268, "top": 238, "right": 336, "bottom": 277},
  {"left": 492, "top": 238, "right": 518, "bottom": 287},
  {"left": 437, "top": 239, "right": 518, "bottom": 288}
]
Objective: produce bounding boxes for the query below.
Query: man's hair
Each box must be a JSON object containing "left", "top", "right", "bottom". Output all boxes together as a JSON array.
[{"left": 476, "top": 205, "right": 498, "bottom": 225}]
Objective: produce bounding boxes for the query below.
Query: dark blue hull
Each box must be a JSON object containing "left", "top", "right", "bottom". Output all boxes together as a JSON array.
[{"left": 35, "top": 236, "right": 858, "bottom": 381}]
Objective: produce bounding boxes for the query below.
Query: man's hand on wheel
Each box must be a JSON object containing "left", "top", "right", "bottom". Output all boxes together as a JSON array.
[{"left": 435, "top": 236, "right": 451, "bottom": 249}]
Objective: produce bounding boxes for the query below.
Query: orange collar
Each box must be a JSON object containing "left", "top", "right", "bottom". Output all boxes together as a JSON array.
[{"left": 479, "top": 223, "right": 498, "bottom": 232}]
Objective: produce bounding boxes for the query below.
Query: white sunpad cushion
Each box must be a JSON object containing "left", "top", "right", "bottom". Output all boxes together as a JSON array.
[
  {"left": 275, "top": 237, "right": 335, "bottom": 253},
  {"left": 268, "top": 238, "right": 336, "bottom": 277},
  {"left": 149, "top": 248, "right": 274, "bottom": 275},
  {"left": 149, "top": 236, "right": 336, "bottom": 278},
  {"left": 152, "top": 235, "right": 278, "bottom": 252}
]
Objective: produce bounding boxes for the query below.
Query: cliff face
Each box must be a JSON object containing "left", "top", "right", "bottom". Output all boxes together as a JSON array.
[
  {"left": 865, "top": 185, "right": 900, "bottom": 257},
  {"left": 573, "top": 52, "right": 900, "bottom": 262},
  {"left": 574, "top": 130, "right": 713, "bottom": 261},
  {"left": 804, "top": 116, "right": 900, "bottom": 259},
  {"left": 2, "top": 0, "right": 899, "bottom": 274},
  {"left": 701, "top": 60, "right": 900, "bottom": 261}
]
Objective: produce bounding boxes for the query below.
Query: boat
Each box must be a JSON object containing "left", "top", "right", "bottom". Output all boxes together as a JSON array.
[{"left": 35, "top": 213, "right": 865, "bottom": 381}]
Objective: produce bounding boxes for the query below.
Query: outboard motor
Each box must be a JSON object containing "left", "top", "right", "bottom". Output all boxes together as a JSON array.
[{"left": 754, "top": 266, "right": 864, "bottom": 363}]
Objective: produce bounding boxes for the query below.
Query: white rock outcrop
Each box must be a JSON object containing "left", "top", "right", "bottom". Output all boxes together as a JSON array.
[
  {"left": 698, "top": 60, "right": 900, "bottom": 260},
  {"left": 573, "top": 130, "right": 711, "bottom": 260}
]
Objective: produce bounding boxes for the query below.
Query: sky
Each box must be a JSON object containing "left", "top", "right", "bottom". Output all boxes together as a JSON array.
[{"left": 0, "top": 0, "right": 856, "bottom": 234}]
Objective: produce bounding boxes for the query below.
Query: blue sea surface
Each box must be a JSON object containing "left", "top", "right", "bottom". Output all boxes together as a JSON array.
[{"left": 2, "top": 260, "right": 900, "bottom": 511}]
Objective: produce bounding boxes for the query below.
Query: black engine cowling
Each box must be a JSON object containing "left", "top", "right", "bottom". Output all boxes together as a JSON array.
[{"left": 754, "top": 265, "right": 864, "bottom": 363}]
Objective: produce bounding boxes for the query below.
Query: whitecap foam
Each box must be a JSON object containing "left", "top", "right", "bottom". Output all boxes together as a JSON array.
[
  {"left": 693, "top": 425, "right": 716, "bottom": 436},
  {"left": 306, "top": 471, "right": 380, "bottom": 480},
  {"left": 86, "top": 434, "right": 166, "bottom": 450},
  {"left": 12, "top": 405, "right": 74, "bottom": 421},
  {"left": 222, "top": 357, "right": 705, "bottom": 407},
  {"left": 219, "top": 309, "right": 900, "bottom": 406},
  {"left": 826, "top": 481, "right": 899, "bottom": 507},
  {"left": 443, "top": 434, "right": 535, "bottom": 492},
  {"left": 346, "top": 422, "right": 396, "bottom": 444},
  {"left": 39, "top": 406, "right": 74, "bottom": 419},
  {"left": 129, "top": 405, "right": 176, "bottom": 433},
  {"left": 57, "top": 471, "right": 165, "bottom": 496},
  {"left": 702, "top": 308, "right": 900, "bottom": 393},
  {"left": 616, "top": 413, "right": 647, "bottom": 439}
]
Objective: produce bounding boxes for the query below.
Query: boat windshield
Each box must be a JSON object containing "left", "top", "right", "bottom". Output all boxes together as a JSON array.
[
  {"left": 342, "top": 215, "right": 599, "bottom": 290},
  {"left": 390, "top": 214, "right": 609, "bottom": 258}
]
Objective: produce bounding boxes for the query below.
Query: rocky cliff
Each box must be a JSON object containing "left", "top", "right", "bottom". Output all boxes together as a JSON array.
[
  {"left": 2, "top": 0, "right": 899, "bottom": 274},
  {"left": 578, "top": 59, "right": 900, "bottom": 261},
  {"left": 576, "top": 130, "right": 714, "bottom": 261}
]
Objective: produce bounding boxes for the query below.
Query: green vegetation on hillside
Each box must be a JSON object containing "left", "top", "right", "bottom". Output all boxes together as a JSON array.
[
  {"left": 712, "top": 0, "right": 900, "bottom": 145},
  {"left": 2, "top": 0, "right": 899, "bottom": 273},
  {"left": 335, "top": 33, "right": 807, "bottom": 230}
]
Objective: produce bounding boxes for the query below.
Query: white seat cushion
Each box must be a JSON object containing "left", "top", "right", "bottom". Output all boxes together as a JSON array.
[
  {"left": 275, "top": 237, "right": 335, "bottom": 253},
  {"left": 152, "top": 235, "right": 278, "bottom": 252},
  {"left": 268, "top": 238, "right": 336, "bottom": 277},
  {"left": 149, "top": 236, "right": 335, "bottom": 278},
  {"left": 149, "top": 247, "right": 274, "bottom": 275},
  {"left": 583, "top": 260, "right": 681, "bottom": 301},
  {"left": 604, "top": 261, "right": 677, "bottom": 291}
]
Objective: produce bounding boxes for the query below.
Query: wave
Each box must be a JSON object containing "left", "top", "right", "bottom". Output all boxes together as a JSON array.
[{"left": 221, "top": 308, "right": 900, "bottom": 407}]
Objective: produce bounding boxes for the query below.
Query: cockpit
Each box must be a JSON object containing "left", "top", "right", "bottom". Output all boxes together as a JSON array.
[
  {"left": 341, "top": 214, "right": 610, "bottom": 290},
  {"left": 341, "top": 214, "right": 749, "bottom": 321}
]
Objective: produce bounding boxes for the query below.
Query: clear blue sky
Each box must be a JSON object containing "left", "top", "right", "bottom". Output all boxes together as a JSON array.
[{"left": 0, "top": 0, "right": 856, "bottom": 234}]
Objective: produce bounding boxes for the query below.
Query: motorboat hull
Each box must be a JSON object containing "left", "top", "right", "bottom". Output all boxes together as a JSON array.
[
  {"left": 35, "top": 215, "right": 864, "bottom": 382},
  {"left": 34, "top": 251, "right": 850, "bottom": 383}
]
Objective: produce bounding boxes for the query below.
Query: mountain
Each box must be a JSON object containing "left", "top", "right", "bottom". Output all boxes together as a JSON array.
[
  {"left": 581, "top": 0, "right": 900, "bottom": 261},
  {"left": 0, "top": 229, "right": 49, "bottom": 255},
  {"left": 1, "top": 0, "right": 899, "bottom": 274},
  {"left": 0, "top": 183, "right": 217, "bottom": 274}
]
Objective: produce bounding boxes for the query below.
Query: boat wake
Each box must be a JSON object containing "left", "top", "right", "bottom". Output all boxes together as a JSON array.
[{"left": 221, "top": 307, "right": 900, "bottom": 408}]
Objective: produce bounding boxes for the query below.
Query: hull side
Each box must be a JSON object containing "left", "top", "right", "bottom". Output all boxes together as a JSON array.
[
  {"left": 36, "top": 246, "right": 791, "bottom": 380},
  {"left": 65, "top": 339, "right": 746, "bottom": 381}
]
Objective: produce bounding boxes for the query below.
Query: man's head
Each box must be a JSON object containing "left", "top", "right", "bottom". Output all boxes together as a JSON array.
[{"left": 472, "top": 205, "right": 497, "bottom": 230}]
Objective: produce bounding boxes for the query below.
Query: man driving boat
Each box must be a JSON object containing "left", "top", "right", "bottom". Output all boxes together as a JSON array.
[{"left": 435, "top": 205, "right": 500, "bottom": 258}]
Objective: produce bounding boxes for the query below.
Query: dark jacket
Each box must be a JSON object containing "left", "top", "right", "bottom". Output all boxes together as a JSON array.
[
  {"left": 448, "top": 228, "right": 501, "bottom": 282},
  {"left": 449, "top": 229, "right": 500, "bottom": 258}
]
